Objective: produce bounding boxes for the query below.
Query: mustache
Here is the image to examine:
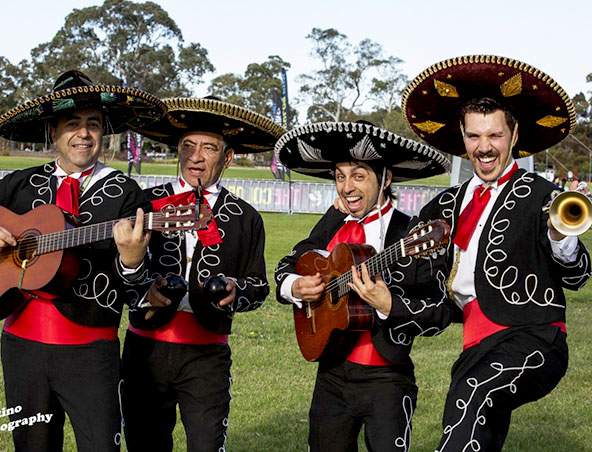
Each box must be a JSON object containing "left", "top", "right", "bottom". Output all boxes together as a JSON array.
[{"left": 474, "top": 150, "right": 499, "bottom": 158}]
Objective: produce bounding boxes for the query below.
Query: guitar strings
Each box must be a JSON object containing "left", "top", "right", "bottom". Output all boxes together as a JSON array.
[
  {"left": 3, "top": 207, "right": 200, "bottom": 257},
  {"left": 322, "top": 231, "right": 438, "bottom": 297}
]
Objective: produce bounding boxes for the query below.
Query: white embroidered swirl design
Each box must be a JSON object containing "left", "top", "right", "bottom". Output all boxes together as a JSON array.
[
  {"left": 79, "top": 173, "right": 127, "bottom": 224},
  {"left": 484, "top": 173, "right": 563, "bottom": 308},
  {"left": 194, "top": 192, "right": 266, "bottom": 315},
  {"left": 437, "top": 187, "right": 462, "bottom": 255},
  {"left": 275, "top": 249, "right": 297, "bottom": 283},
  {"left": 437, "top": 350, "right": 545, "bottom": 452},
  {"left": 387, "top": 269, "right": 448, "bottom": 344},
  {"left": 29, "top": 164, "right": 54, "bottom": 208},
  {"left": 394, "top": 395, "right": 414, "bottom": 452},
  {"left": 73, "top": 269, "right": 120, "bottom": 314}
]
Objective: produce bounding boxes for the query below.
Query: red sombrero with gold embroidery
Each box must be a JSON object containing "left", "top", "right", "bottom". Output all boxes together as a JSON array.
[{"left": 401, "top": 55, "right": 576, "bottom": 157}]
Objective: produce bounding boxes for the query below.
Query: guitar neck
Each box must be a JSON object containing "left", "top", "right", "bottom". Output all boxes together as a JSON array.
[
  {"left": 332, "top": 241, "right": 404, "bottom": 298},
  {"left": 35, "top": 214, "right": 146, "bottom": 255}
]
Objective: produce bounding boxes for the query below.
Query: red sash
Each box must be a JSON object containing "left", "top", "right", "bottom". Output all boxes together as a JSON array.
[
  {"left": 346, "top": 331, "right": 393, "bottom": 366},
  {"left": 129, "top": 311, "right": 228, "bottom": 345},
  {"left": 462, "top": 299, "right": 566, "bottom": 350},
  {"left": 3, "top": 297, "right": 117, "bottom": 345}
]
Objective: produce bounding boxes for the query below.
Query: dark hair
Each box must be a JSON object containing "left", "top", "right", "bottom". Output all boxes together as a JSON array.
[
  {"left": 459, "top": 97, "right": 516, "bottom": 131},
  {"left": 366, "top": 162, "right": 394, "bottom": 200}
]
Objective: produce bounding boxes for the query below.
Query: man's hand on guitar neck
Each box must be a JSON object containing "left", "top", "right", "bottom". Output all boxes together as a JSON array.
[
  {"left": 292, "top": 273, "right": 325, "bottom": 302},
  {"left": 0, "top": 226, "right": 17, "bottom": 249},
  {"left": 113, "top": 208, "right": 151, "bottom": 269},
  {"left": 349, "top": 263, "right": 392, "bottom": 317}
]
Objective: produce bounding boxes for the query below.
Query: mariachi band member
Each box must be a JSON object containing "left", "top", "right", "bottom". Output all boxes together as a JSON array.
[
  {"left": 121, "top": 97, "right": 285, "bottom": 451},
  {"left": 401, "top": 55, "right": 591, "bottom": 451},
  {"left": 0, "top": 70, "right": 164, "bottom": 451},
  {"left": 274, "top": 121, "right": 452, "bottom": 452}
]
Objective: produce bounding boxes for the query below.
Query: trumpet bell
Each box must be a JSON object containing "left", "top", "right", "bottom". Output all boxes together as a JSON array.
[{"left": 548, "top": 190, "right": 592, "bottom": 236}]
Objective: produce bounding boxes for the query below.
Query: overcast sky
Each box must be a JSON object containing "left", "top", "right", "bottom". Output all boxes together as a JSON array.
[{"left": 2, "top": 0, "right": 591, "bottom": 108}]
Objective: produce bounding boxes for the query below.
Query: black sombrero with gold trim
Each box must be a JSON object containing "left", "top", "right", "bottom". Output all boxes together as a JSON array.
[
  {"left": 0, "top": 70, "right": 166, "bottom": 143},
  {"left": 401, "top": 55, "right": 576, "bottom": 157},
  {"left": 136, "top": 97, "right": 287, "bottom": 154},
  {"left": 274, "top": 121, "right": 450, "bottom": 181}
]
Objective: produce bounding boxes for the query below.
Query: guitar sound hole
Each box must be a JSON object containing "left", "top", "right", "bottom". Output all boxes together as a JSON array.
[
  {"left": 330, "top": 288, "right": 340, "bottom": 304},
  {"left": 14, "top": 230, "right": 40, "bottom": 267}
]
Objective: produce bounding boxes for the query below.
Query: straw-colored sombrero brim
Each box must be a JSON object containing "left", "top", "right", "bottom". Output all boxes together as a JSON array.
[
  {"left": 0, "top": 85, "right": 166, "bottom": 143},
  {"left": 401, "top": 55, "right": 575, "bottom": 157},
  {"left": 136, "top": 97, "right": 286, "bottom": 154},
  {"left": 275, "top": 121, "right": 450, "bottom": 181}
]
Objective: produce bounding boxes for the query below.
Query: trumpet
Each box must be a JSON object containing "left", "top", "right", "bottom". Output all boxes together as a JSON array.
[{"left": 543, "top": 185, "right": 592, "bottom": 236}]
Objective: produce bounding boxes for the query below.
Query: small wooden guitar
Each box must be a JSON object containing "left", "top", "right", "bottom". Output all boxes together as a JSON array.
[
  {"left": 0, "top": 203, "right": 212, "bottom": 319},
  {"left": 293, "top": 219, "right": 450, "bottom": 362}
]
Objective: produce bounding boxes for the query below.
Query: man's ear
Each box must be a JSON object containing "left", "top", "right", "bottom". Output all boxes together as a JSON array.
[
  {"left": 49, "top": 125, "right": 56, "bottom": 144},
  {"left": 224, "top": 148, "right": 235, "bottom": 168},
  {"left": 512, "top": 127, "right": 519, "bottom": 148},
  {"left": 385, "top": 169, "right": 393, "bottom": 189}
]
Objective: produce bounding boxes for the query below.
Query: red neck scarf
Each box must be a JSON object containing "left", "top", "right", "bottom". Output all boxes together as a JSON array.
[
  {"left": 151, "top": 179, "right": 222, "bottom": 247},
  {"left": 54, "top": 164, "right": 95, "bottom": 215},
  {"left": 327, "top": 200, "right": 393, "bottom": 251},
  {"left": 454, "top": 162, "right": 518, "bottom": 250}
]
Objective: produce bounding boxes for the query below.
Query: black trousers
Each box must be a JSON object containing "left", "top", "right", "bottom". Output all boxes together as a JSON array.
[
  {"left": 121, "top": 330, "right": 232, "bottom": 452},
  {"left": 309, "top": 360, "right": 418, "bottom": 452},
  {"left": 436, "top": 326, "right": 568, "bottom": 452},
  {"left": 0, "top": 332, "right": 122, "bottom": 452}
]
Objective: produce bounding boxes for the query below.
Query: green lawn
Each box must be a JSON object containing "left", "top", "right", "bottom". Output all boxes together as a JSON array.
[{"left": 0, "top": 212, "right": 590, "bottom": 451}]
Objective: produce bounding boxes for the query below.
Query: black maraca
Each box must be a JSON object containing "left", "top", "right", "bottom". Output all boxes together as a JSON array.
[
  {"left": 129, "top": 274, "right": 188, "bottom": 330},
  {"left": 159, "top": 274, "right": 189, "bottom": 303},
  {"left": 203, "top": 276, "right": 229, "bottom": 304}
]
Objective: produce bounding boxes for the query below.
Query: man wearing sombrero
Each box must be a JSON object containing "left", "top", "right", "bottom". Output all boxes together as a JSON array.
[
  {"left": 274, "top": 121, "right": 452, "bottom": 451},
  {"left": 120, "top": 97, "right": 285, "bottom": 451},
  {"left": 0, "top": 70, "right": 165, "bottom": 450},
  {"left": 402, "top": 55, "right": 591, "bottom": 451}
]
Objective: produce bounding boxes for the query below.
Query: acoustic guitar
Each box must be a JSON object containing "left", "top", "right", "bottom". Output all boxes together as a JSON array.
[
  {"left": 0, "top": 202, "right": 212, "bottom": 319},
  {"left": 293, "top": 219, "right": 450, "bottom": 362}
]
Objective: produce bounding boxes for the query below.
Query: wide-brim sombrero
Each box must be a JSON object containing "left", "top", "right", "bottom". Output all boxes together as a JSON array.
[
  {"left": 136, "top": 97, "right": 287, "bottom": 154},
  {"left": 0, "top": 70, "right": 166, "bottom": 143},
  {"left": 401, "top": 55, "right": 575, "bottom": 157},
  {"left": 274, "top": 121, "right": 450, "bottom": 181}
]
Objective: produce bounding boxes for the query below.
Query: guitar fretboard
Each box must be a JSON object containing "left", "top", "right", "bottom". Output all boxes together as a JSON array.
[
  {"left": 13, "top": 205, "right": 204, "bottom": 258},
  {"left": 327, "top": 240, "right": 404, "bottom": 300},
  {"left": 36, "top": 217, "right": 134, "bottom": 254}
]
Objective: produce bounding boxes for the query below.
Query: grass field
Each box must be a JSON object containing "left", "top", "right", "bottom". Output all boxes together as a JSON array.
[
  {"left": 0, "top": 155, "right": 451, "bottom": 186},
  {"left": 0, "top": 211, "right": 591, "bottom": 451}
]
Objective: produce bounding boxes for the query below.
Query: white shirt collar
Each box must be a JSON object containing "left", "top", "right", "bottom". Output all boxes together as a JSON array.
[{"left": 467, "top": 158, "right": 517, "bottom": 193}]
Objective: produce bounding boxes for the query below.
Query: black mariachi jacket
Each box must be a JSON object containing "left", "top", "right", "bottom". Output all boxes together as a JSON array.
[
  {"left": 418, "top": 169, "right": 591, "bottom": 325},
  {"left": 134, "top": 183, "right": 269, "bottom": 335},
  {"left": 274, "top": 205, "right": 454, "bottom": 365},
  {"left": 0, "top": 163, "right": 151, "bottom": 327}
]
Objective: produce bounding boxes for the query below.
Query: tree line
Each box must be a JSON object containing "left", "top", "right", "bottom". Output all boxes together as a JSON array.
[{"left": 0, "top": 0, "right": 590, "bottom": 177}]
